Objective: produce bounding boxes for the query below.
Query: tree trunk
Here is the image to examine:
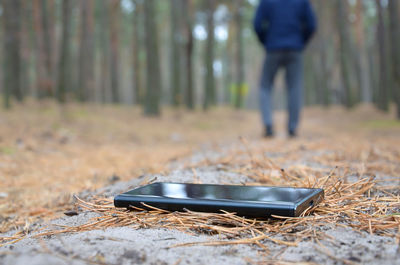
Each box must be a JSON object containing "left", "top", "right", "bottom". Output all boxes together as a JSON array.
[
  {"left": 57, "top": 0, "right": 72, "bottom": 103},
  {"left": 131, "top": 0, "right": 142, "bottom": 105},
  {"left": 20, "top": 1, "right": 33, "bottom": 99},
  {"left": 2, "top": 0, "right": 22, "bottom": 108},
  {"left": 41, "top": 0, "right": 54, "bottom": 82},
  {"left": 375, "top": 0, "right": 390, "bottom": 112},
  {"left": 388, "top": 0, "right": 400, "bottom": 119},
  {"left": 234, "top": 0, "right": 245, "bottom": 109},
  {"left": 109, "top": 0, "right": 121, "bottom": 103},
  {"left": 315, "top": 0, "right": 330, "bottom": 106},
  {"left": 32, "top": 0, "right": 52, "bottom": 97},
  {"left": 144, "top": 0, "right": 161, "bottom": 116},
  {"left": 97, "top": 0, "right": 111, "bottom": 103},
  {"left": 369, "top": 40, "right": 380, "bottom": 106},
  {"left": 47, "top": 0, "right": 56, "bottom": 77},
  {"left": 304, "top": 51, "right": 317, "bottom": 105},
  {"left": 224, "top": 18, "right": 234, "bottom": 105},
  {"left": 203, "top": 0, "right": 216, "bottom": 110},
  {"left": 182, "top": 0, "right": 195, "bottom": 110},
  {"left": 355, "top": 0, "right": 371, "bottom": 103},
  {"left": 336, "top": 0, "right": 354, "bottom": 108},
  {"left": 170, "top": 0, "right": 181, "bottom": 106},
  {"left": 78, "top": 0, "right": 95, "bottom": 102}
]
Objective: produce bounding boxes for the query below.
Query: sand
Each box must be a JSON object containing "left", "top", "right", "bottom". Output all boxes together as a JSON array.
[{"left": 1, "top": 148, "right": 400, "bottom": 265}]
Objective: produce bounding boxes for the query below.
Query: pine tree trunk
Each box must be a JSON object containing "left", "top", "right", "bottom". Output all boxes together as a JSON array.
[
  {"left": 109, "top": 0, "right": 121, "bottom": 103},
  {"left": 32, "top": 0, "right": 52, "bottom": 97},
  {"left": 20, "top": 1, "right": 32, "bottom": 99},
  {"left": 224, "top": 20, "right": 234, "bottom": 105},
  {"left": 78, "top": 0, "right": 95, "bottom": 102},
  {"left": 336, "top": 0, "right": 354, "bottom": 108},
  {"left": 369, "top": 40, "right": 380, "bottom": 106},
  {"left": 132, "top": 0, "right": 142, "bottom": 105},
  {"left": 203, "top": 0, "right": 216, "bottom": 110},
  {"left": 304, "top": 51, "right": 316, "bottom": 105},
  {"left": 56, "top": 0, "right": 72, "bottom": 103},
  {"left": 234, "top": 0, "right": 245, "bottom": 109},
  {"left": 182, "top": 0, "right": 195, "bottom": 110},
  {"left": 388, "top": 0, "right": 400, "bottom": 119},
  {"left": 97, "top": 0, "right": 111, "bottom": 103},
  {"left": 47, "top": 0, "right": 56, "bottom": 77},
  {"left": 144, "top": 0, "right": 161, "bottom": 116},
  {"left": 2, "top": 0, "right": 22, "bottom": 108},
  {"left": 41, "top": 0, "right": 55, "bottom": 95},
  {"left": 315, "top": 0, "right": 330, "bottom": 106},
  {"left": 355, "top": 0, "right": 371, "bottom": 103},
  {"left": 170, "top": 0, "right": 181, "bottom": 106},
  {"left": 375, "top": 0, "right": 390, "bottom": 112}
]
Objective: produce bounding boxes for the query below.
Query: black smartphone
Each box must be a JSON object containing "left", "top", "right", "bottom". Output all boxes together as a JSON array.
[{"left": 114, "top": 182, "right": 324, "bottom": 217}]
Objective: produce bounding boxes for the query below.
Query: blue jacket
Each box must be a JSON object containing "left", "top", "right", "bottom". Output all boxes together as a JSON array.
[{"left": 253, "top": 0, "right": 317, "bottom": 51}]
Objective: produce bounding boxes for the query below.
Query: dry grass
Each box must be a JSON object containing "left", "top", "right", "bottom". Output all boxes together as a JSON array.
[
  {"left": 1, "top": 102, "right": 400, "bottom": 250},
  {"left": 0, "top": 100, "right": 259, "bottom": 232},
  {"left": 17, "top": 145, "right": 398, "bottom": 251}
]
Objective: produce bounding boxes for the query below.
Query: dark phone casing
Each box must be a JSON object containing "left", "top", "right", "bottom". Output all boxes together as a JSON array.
[{"left": 114, "top": 182, "right": 324, "bottom": 217}]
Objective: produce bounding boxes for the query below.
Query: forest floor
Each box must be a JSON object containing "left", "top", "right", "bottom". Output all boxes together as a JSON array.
[{"left": 0, "top": 101, "right": 400, "bottom": 264}]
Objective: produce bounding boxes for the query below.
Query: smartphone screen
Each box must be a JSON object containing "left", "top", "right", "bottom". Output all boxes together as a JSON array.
[{"left": 121, "top": 183, "right": 317, "bottom": 204}]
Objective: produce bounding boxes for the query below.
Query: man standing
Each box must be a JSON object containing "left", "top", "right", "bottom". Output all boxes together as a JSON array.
[{"left": 253, "top": 0, "right": 316, "bottom": 137}]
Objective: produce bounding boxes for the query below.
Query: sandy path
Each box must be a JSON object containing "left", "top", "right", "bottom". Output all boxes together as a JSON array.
[{"left": 1, "top": 150, "right": 400, "bottom": 265}]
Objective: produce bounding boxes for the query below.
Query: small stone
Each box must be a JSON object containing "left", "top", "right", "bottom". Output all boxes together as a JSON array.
[
  {"left": 109, "top": 175, "right": 121, "bottom": 183},
  {"left": 122, "top": 249, "right": 147, "bottom": 263},
  {"left": 349, "top": 256, "right": 361, "bottom": 262},
  {"left": 64, "top": 211, "right": 79, "bottom": 217}
]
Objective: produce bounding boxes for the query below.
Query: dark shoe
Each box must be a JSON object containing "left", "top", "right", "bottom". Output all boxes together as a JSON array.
[
  {"left": 288, "top": 129, "right": 297, "bottom": 138},
  {"left": 264, "top": 125, "right": 274, "bottom": 138}
]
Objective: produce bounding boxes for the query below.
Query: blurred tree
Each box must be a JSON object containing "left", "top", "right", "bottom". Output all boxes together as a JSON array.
[
  {"left": 182, "top": 0, "right": 195, "bottom": 110},
  {"left": 57, "top": 0, "right": 72, "bottom": 103},
  {"left": 2, "top": 0, "right": 22, "bottom": 108},
  {"left": 131, "top": 0, "right": 143, "bottom": 105},
  {"left": 170, "top": 0, "right": 182, "bottom": 106},
  {"left": 109, "top": 0, "right": 121, "bottom": 103},
  {"left": 78, "top": 0, "right": 95, "bottom": 102},
  {"left": 223, "top": 18, "right": 233, "bottom": 105},
  {"left": 314, "top": 0, "right": 330, "bottom": 106},
  {"left": 203, "top": 0, "right": 216, "bottom": 110},
  {"left": 375, "top": 0, "right": 389, "bottom": 112},
  {"left": 388, "top": 0, "right": 400, "bottom": 119},
  {"left": 304, "top": 50, "right": 317, "bottom": 105},
  {"left": 354, "top": 0, "right": 371, "bottom": 103},
  {"left": 144, "top": 0, "right": 161, "bottom": 115},
  {"left": 42, "top": 0, "right": 55, "bottom": 94},
  {"left": 20, "top": 1, "right": 33, "bottom": 98},
  {"left": 367, "top": 13, "right": 380, "bottom": 107},
  {"left": 96, "top": 0, "right": 111, "bottom": 103},
  {"left": 44, "top": 0, "right": 55, "bottom": 75},
  {"left": 32, "top": 0, "right": 53, "bottom": 97},
  {"left": 234, "top": 0, "right": 245, "bottom": 109},
  {"left": 336, "top": 0, "right": 355, "bottom": 108}
]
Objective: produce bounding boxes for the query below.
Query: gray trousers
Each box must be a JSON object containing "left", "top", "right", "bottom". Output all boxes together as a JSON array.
[{"left": 259, "top": 51, "right": 303, "bottom": 132}]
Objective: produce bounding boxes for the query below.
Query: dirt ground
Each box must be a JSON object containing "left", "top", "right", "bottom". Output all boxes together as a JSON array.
[{"left": 1, "top": 102, "right": 400, "bottom": 264}]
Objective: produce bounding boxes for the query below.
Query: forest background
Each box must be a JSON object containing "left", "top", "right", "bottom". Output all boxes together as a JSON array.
[{"left": 1, "top": 0, "right": 399, "bottom": 116}]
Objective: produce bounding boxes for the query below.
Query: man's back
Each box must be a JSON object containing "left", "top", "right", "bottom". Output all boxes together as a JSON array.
[{"left": 253, "top": 0, "right": 316, "bottom": 51}]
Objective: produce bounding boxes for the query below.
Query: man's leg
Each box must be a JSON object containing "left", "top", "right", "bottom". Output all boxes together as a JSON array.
[
  {"left": 285, "top": 52, "right": 303, "bottom": 135},
  {"left": 260, "top": 53, "right": 280, "bottom": 136}
]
